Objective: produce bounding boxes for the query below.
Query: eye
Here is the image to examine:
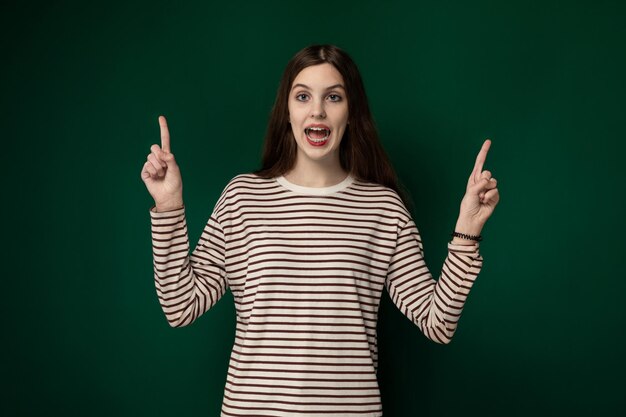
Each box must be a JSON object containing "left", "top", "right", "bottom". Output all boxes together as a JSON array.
[
  {"left": 328, "top": 94, "right": 342, "bottom": 102},
  {"left": 295, "top": 93, "right": 309, "bottom": 101}
]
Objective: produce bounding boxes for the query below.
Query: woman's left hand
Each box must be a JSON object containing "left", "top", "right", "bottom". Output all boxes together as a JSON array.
[{"left": 458, "top": 139, "right": 500, "bottom": 231}]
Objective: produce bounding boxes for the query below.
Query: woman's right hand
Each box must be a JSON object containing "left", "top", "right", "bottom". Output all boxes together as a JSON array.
[{"left": 140, "top": 115, "right": 184, "bottom": 211}]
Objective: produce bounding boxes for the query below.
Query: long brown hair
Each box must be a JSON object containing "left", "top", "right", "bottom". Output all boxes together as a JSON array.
[{"left": 253, "top": 44, "right": 413, "bottom": 210}]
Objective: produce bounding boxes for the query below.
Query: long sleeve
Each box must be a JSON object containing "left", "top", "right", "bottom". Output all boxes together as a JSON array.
[
  {"left": 385, "top": 217, "right": 483, "bottom": 344},
  {"left": 150, "top": 205, "right": 229, "bottom": 328}
]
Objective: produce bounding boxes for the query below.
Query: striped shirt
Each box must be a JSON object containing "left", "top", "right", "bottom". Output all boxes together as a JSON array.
[{"left": 150, "top": 173, "right": 484, "bottom": 417}]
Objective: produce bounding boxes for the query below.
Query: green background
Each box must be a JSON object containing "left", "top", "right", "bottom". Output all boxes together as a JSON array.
[{"left": 4, "top": 0, "right": 625, "bottom": 416}]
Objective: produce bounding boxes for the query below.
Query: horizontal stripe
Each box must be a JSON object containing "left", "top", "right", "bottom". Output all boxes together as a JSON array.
[{"left": 149, "top": 172, "right": 483, "bottom": 416}]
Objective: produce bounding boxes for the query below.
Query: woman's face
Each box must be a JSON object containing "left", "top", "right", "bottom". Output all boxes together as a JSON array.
[{"left": 287, "top": 63, "right": 349, "bottom": 166}]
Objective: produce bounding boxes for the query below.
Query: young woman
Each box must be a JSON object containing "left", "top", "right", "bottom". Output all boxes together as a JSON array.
[{"left": 140, "top": 44, "right": 499, "bottom": 417}]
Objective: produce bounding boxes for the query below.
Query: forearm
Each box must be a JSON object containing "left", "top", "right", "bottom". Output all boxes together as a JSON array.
[
  {"left": 150, "top": 206, "right": 198, "bottom": 327},
  {"left": 150, "top": 206, "right": 228, "bottom": 328}
]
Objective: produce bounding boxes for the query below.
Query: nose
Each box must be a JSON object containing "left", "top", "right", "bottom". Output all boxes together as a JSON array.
[{"left": 311, "top": 99, "right": 326, "bottom": 119}]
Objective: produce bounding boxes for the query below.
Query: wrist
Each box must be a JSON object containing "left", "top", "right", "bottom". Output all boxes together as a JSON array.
[
  {"left": 155, "top": 200, "right": 184, "bottom": 212},
  {"left": 452, "top": 217, "right": 483, "bottom": 244},
  {"left": 451, "top": 236, "right": 478, "bottom": 245},
  {"left": 454, "top": 218, "right": 483, "bottom": 237}
]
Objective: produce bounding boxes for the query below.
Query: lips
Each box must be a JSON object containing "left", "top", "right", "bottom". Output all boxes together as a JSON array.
[{"left": 304, "top": 123, "right": 331, "bottom": 145}]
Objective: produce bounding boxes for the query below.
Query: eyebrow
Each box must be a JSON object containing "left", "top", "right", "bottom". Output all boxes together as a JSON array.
[{"left": 291, "top": 83, "right": 345, "bottom": 91}]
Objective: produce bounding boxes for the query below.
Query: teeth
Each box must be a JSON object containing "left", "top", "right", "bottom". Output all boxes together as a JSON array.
[
  {"left": 305, "top": 127, "right": 330, "bottom": 142},
  {"left": 304, "top": 127, "right": 330, "bottom": 143}
]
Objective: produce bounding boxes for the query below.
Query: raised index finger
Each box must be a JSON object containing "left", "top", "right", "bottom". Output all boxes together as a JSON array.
[
  {"left": 472, "top": 139, "right": 491, "bottom": 183},
  {"left": 159, "top": 115, "right": 171, "bottom": 153}
]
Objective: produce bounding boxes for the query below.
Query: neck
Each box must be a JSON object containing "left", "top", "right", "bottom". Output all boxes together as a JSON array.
[{"left": 284, "top": 155, "right": 348, "bottom": 188}]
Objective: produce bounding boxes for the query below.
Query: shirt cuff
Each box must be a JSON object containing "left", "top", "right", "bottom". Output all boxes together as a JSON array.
[
  {"left": 149, "top": 204, "right": 185, "bottom": 216},
  {"left": 447, "top": 241, "right": 481, "bottom": 258}
]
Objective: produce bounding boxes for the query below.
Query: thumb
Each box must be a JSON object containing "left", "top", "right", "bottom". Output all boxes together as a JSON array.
[
  {"left": 470, "top": 177, "right": 491, "bottom": 192},
  {"left": 161, "top": 150, "right": 179, "bottom": 169},
  {"left": 161, "top": 151, "right": 174, "bottom": 161}
]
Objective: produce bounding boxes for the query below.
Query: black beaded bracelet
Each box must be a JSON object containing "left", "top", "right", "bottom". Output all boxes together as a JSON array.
[{"left": 451, "top": 231, "right": 483, "bottom": 242}]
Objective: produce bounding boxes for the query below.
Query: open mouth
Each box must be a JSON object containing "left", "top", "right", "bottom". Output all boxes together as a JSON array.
[{"left": 305, "top": 127, "right": 331, "bottom": 143}]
